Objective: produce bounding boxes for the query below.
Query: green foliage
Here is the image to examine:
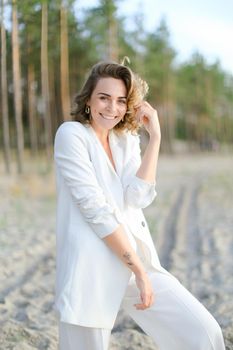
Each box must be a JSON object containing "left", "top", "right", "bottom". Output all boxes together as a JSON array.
[
  {"left": 176, "top": 52, "right": 233, "bottom": 143},
  {"left": 1, "top": 0, "right": 233, "bottom": 150}
]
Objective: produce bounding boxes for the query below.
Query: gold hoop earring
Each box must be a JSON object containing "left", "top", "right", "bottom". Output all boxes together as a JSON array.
[{"left": 85, "top": 105, "right": 90, "bottom": 114}]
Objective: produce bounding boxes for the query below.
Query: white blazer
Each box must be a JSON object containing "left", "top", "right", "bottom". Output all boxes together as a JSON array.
[{"left": 54, "top": 121, "right": 171, "bottom": 329}]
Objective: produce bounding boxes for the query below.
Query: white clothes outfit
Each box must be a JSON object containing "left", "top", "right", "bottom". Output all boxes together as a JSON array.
[
  {"left": 54, "top": 121, "right": 170, "bottom": 329},
  {"left": 54, "top": 121, "right": 225, "bottom": 349},
  {"left": 59, "top": 323, "right": 110, "bottom": 350},
  {"left": 59, "top": 271, "right": 225, "bottom": 350}
]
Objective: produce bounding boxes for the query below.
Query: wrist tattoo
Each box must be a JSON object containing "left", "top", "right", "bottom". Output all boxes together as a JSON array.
[{"left": 123, "top": 251, "right": 134, "bottom": 266}]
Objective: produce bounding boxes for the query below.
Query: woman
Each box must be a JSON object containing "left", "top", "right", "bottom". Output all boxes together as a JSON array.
[{"left": 54, "top": 61, "right": 225, "bottom": 349}]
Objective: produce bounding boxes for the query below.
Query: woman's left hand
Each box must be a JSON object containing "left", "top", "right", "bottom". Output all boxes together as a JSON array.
[{"left": 134, "top": 101, "right": 161, "bottom": 140}]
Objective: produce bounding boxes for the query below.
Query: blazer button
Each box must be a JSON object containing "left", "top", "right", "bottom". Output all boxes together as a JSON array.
[{"left": 141, "top": 221, "right": 146, "bottom": 227}]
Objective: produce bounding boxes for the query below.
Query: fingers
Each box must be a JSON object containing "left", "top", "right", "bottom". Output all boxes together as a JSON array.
[
  {"left": 134, "top": 291, "right": 155, "bottom": 310},
  {"left": 134, "top": 271, "right": 155, "bottom": 310},
  {"left": 134, "top": 101, "right": 154, "bottom": 113},
  {"left": 134, "top": 102, "right": 158, "bottom": 124},
  {"left": 134, "top": 101, "right": 150, "bottom": 109},
  {"left": 136, "top": 111, "right": 149, "bottom": 125}
]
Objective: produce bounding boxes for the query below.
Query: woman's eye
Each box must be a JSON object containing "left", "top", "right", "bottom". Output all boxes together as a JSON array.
[
  {"left": 100, "top": 96, "right": 107, "bottom": 100},
  {"left": 119, "top": 100, "right": 126, "bottom": 104}
]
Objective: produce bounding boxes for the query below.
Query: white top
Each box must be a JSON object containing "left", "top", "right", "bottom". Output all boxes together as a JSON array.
[{"left": 53, "top": 121, "right": 171, "bottom": 329}]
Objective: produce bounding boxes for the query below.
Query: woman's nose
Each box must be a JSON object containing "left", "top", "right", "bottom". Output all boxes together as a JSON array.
[{"left": 106, "top": 100, "right": 117, "bottom": 113}]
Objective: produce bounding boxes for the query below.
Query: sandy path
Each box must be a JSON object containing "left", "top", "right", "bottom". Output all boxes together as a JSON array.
[
  {"left": 0, "top": 154, "right": 232, "bottom": 349},
  {"left": 0, "top": 172, "right": 57, "bottom": 349},
  {"left": 144, "top": 154, "right": 233, "bottom": 348}
]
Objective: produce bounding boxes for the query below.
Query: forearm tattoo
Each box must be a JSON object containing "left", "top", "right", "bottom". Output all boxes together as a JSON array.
[{"left": 123, "top": 251, "right": 134, "bottom": 266}]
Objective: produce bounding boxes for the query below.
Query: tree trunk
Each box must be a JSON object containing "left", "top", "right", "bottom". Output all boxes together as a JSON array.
[
  {"left": 107, "top": 15, "right": 118, "bottom": 61},
  {"left": 160, "top": 62, "right": 174, "bottom": 153},
  {"left": 105, "top": 0, "right": 118, "bottom": 61},
  {"left": 49, "top": 62, "right": 60, "bottom": 136},
  {"left": 60, "top": 0, "right": 70, "bottom": 120},
  {"left": 1, "top": 0, "right": 11, "bottom": 173},
  {"left": 166, "top": 70, "right": 175, "bottom": 154},
  {"left": 41, "top": 1, "right": 52, "bottom": 160},
  {"left": 27, "top": 60, "right": 38, "bottom": 156},
  {"left": 12, "top": 0, "right": 24, "bottom": 173}
]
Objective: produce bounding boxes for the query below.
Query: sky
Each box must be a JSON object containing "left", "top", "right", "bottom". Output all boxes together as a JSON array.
[{"left": 75, "top": 0, "right": 233, "bottom": 75}]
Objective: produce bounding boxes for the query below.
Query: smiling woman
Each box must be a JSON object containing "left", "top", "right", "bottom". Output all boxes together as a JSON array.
[
  {"left": 85, "top": 77, "right": 127, "bottom": 172},
  {"left": 54, "top": 61, "right": 225, "bottom": 350},
  {"left": 71, "top": 61, "right": 148, "bottom": 134},
  {"left": 87, "top": 78, "right": 127, "bottom": 126}
]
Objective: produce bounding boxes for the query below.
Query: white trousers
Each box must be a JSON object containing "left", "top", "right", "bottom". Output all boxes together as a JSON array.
[{"left": 59, "top": 271, "right": 225, "bottom": 350}]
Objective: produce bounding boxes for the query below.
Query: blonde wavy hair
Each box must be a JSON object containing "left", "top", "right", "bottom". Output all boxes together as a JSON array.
[{"left": 71, "top": 58, "right": 148, "bottom": 134}]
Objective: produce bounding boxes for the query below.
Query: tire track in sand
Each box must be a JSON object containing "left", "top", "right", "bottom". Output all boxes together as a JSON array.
[
  {"left": 157, "top": 176, "right": 208, "bottom": 295},
  {"left": 156, "top": 186, "right": 185, "bottom": 271}
]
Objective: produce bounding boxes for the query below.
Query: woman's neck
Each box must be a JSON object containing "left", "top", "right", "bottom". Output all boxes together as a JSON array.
[{"left": 90, "top": 122, "right": 110, "bottom": 144}]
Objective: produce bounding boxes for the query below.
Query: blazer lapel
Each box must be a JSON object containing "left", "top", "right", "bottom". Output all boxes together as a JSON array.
[
  {"left": 109, "top": 130, "right": 124, "bottom": 178},
  {"left": 87, "top": 125, "right": 124, "bottom": 179}
]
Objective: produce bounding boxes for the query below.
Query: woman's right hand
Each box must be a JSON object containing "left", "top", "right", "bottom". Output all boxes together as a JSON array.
[
  {"left": 102, "top": 227, "right": 155, "bottom": 310},
  {"left": 134, "top": 272, "right": 155, "bottom": 310}
]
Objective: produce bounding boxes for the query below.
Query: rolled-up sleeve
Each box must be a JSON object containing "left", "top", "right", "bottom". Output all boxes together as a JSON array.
[
  {"left": 54, "top": 123, "right": 123, "bottom": 239},
  {"left": 122, "top": 134, "right": 157, "bottom": 208}
]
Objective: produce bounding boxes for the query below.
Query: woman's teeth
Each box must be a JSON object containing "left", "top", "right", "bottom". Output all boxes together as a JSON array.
[{"left": 100, "top": 113, "right": 117, "bottom": 120}]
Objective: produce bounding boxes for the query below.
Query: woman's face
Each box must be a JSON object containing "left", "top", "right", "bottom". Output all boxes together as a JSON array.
[{"left": 87, "top": 77, "right": 127, "bottom": 131}]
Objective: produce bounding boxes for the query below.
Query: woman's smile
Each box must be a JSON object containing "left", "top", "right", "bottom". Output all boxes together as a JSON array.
[{"left": 99, "top": 113, "right": 118, "bottom": 120}]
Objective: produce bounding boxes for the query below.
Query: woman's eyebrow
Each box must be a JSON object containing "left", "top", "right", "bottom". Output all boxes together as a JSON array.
[{"left": 97, "top": 92, "right": 127, "bottom": 99}]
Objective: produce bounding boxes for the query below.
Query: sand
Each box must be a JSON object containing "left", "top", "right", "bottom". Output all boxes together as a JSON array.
[{"left": 0, "top": 154, "right": 232, "bottom": 349}]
